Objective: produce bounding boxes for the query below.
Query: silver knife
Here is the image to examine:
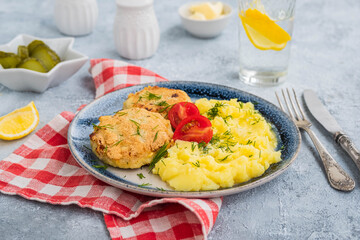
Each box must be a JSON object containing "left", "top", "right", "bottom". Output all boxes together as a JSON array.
[{"left": 303, "top": 89, "right": 360, "bottom": 171}]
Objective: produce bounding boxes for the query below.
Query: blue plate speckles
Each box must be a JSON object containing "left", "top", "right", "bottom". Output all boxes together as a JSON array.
[{"left": 68, "top": 81, "right": 301, "bottom": 198}]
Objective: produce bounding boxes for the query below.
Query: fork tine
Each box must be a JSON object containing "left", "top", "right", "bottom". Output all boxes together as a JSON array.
[
  {"left": 286, "top": 88, "right": 302, "bottom": 121},
  {"left": 281, "top": 89, "right": 295, "bottom": 120},
  {"left": 275, "top": 92, "right": 285, "bottom": 111},
  {"left": 292, "top": 88, "right": 306, "bottom": 120}
]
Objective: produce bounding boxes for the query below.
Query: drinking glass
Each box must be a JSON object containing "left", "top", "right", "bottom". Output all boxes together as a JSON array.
[{"left": 238, "top": 0, "right": 296, "bottom": 86}]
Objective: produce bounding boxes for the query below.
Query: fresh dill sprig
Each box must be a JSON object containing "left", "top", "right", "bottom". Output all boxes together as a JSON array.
[
  {"left": 219, "top": 155, "right": 230, "bottom": 162},
  {"left": 192, "top": 160, "right": 200, "bottom": 167},
  {"left": 138, "top": 183, "right": 151, "bottom": 187},
  {"left": 155, "top": 101, "right": 168, "bottom": 106},
  {"left": 209, "top": 134, "right": 221, "bottom": 145},
  {"left": 191, "top": 142, "right": 196, "bottom": 152},
  {"left": 112, "top": 139, "right": 123, "bottom": 146},
  {"left": 115, "top": 111, "right": 128, "bottom": 117},
  {"left": 145, "top": 91, "right": 162, "bottom": 100},
  {"left": 92, "top": 123, "right": 113, "bottom": 131},
  {"left": 92, "top": 164, "right": 108, "bottom": 170},
  {"left": 137, "top": 173, "right": 145, "bottom": 179},
  {"left": 153, "top": 131, "right": 159, "bottom": 142},
  {"left": 207, "top": 102, "right": 225, "bottom": 120},
  {"left": 148, "top": 143, "right": 168, "bottom": 172},
  {"left": 159, "top": 104, "right": 174, "bottom": 113},
  {"left": 130, "top": 119, "right": 141, "bottom": 136}
]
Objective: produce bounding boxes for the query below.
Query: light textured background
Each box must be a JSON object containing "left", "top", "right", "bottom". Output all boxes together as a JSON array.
[{"left": 1, "top": 0, "right": 360, "bottom": 239}]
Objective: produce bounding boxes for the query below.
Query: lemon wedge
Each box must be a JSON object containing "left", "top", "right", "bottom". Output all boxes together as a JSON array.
[
  {"left": 239, "top": 9, "right": 291, "bottom": 51},
  {"left": 0, "top": 101, "right": 39, "bottom": 140}
]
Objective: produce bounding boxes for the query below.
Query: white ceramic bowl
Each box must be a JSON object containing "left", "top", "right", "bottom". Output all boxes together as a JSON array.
[
  {"left": 179, "top": 2, "right": 233, "bottom": 38},
  {"left": 0, "top": 34, "right": 88, "bottom": 92}
]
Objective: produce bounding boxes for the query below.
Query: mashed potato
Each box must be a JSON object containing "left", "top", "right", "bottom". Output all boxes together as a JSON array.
[{"left": 152, "top": 98, "right": 281, "bottom": 191}]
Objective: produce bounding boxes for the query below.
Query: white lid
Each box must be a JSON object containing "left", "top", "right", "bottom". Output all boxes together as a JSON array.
[{"left": 116, "top": 0, "right": 153, "bottom": 8}]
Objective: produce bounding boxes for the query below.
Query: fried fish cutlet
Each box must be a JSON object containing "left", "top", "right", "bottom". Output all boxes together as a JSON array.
[
  {"left": 90, "top": 108, "right": 173, "bottom": 169},
  {"left": 123, "top": 86, "right": 191, "bottom": 117}
]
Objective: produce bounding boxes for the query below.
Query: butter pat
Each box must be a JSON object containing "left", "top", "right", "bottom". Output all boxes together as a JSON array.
[{"left": 189, "top": 2, "right": 224, "bottom": 20}]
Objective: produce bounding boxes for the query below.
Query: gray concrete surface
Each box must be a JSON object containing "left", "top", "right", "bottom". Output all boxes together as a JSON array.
[{"left": 1, "top": 0, "right": 360, "bottom": 239}]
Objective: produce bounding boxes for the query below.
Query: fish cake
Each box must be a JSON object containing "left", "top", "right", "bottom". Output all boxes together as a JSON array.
[
  {"left": 90, "top": 108, "right": 173, "bottom": 169},
  {"left": 123, "top": 86, "right": 191, "bottom": 117}
]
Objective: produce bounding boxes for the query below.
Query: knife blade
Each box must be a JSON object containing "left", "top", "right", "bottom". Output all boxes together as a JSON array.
[{"left": 303, "top": 89, "right": 360, "bottom": 171}]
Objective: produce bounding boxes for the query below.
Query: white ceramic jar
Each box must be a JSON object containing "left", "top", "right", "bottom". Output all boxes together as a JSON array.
[
  {"left": 54, "top": 0, "right": 98, "bottom": 36},
  {"left": 113, "top": 0, "right": 160, "bottom": 60}
]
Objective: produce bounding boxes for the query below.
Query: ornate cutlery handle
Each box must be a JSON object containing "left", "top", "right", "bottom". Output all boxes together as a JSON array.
[
  {"left": 303, "top": 128, "right": 355, "bottom": 191},
  {"left": 335, "top": 132, "right": 360, "bottom": 171}
]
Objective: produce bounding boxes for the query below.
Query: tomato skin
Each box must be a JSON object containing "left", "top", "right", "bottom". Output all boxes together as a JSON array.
[
  {"left": 173, "top": 115, "right": 213, "bottom": 143},
  {"left": 168, "top": 102, "right": 200, "bottom": 129}
]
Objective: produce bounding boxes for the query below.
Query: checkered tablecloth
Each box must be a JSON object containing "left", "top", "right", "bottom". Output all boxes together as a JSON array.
[{"left": 0, "top": 58, "right": 222, "bottom": 240}]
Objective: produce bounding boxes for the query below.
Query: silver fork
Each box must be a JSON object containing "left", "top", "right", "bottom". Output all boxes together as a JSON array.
[{"left": 276, "top": 89, "right": 355, "bottom": 192}]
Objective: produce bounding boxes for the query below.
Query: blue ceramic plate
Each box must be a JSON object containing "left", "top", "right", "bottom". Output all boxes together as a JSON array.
[{"left": 68, "top": 81, "right": 301, "bottom": 198}]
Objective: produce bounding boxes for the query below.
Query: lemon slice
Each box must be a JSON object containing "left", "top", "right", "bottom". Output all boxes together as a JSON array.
[
  {"left": 0, "top": 101, "right": 39, "bottom": 140},
  {"left": 239, "top": 9, "right": 291, "bottom": 51}
]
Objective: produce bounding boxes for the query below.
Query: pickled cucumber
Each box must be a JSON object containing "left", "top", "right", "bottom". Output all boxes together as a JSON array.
[
  {"left": 0, "top": 52, "right": 21, "bottom": 69},
  {"left": 0, "top": 39, "right": 61, "bottom": 72},
  {"left": 17, "top": 58, "right": 47, "bottom": 73},
  {"left": 17, "top": 46, "right": 29, "bottom": 60},
  {"left": 27, "top": 40, "right": 45, "bottom": 54},
  {"left": 30, "top": 45, "right": 61, "bottom": 71}
]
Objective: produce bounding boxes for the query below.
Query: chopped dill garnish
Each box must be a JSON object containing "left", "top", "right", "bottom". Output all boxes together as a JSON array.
[
  {"left": 104, "top": 145, "right": 108, "bottom": 153},
  {"left": 138, "top": 183, "right": 151, "bottom": 187},
  {"left": 130, "top": 119, "right": 141, "bottom": 136},
  {"left": 223, "top": 115, "right": 233, "bottom": 124},
  {"left": 238, "top": 102, "right": 244, "bottom": 109},
  {"left": 250, "top": 118, "right": 261, "bottom": 125},
  {"left": 253, "top": 141, "right": 256, "bottom": 147},
  {"left": 198, "top": 141, "right": 206, "bottom": 149},
  {"left": 156, "top": 187, "right": 165, "bottom": 191},
  {"left": 224, "top": 130, "right": 231, "bottom": 136},
  {"left": 153, "top": 131, "right": 159, "bottom": 142},
  {"left": 92, "top": 164, "right": 108, "bottom": 169},
  {"left": 161, "top": 159, "right": 166, "bottom": 166},
  {"left": 113, "top": 139, "right": 123, "bottom": 146},
  {"left": 246, "top": 139, "right": 253, "bottom": 145},
  {"left": 137, "top": 173, "right": 145, "bottom": 179},
  {"left": 176, "top": 143, "right": 179, "bottom": 148},
  {"left": 115, "top": 111, "right": 127, "bottom": 117},
  {"left": 219, "top": 155, "right": 230, "bottom": 162},
  {"left": 207, "top": 102, "right": 225, "bottom": 120},
  {"left": 192, "top": 160, "right": 200, "bottom": 167},
  {"left": 145, "top": 91, "right": 162, "bottom": 100},
  {"left": 209, "top": 134, "right": 221, "bottom": 145},
  {"left": 92, "top": 123, "right": 113, "bottom": 131},
  {"left": 152, "top": 125, "right": 159, "bottom": 130},
  {"left": 83, "top": 145, "right": 91, "bottom": 151},
  {"left": 280, "top": 145, "right": 285, "bottom": 150},
  {"left": 159, "top": 104, "right": 173, "bottom": 113},
  {"left": 137, "top": 96, "right": 143, "bottom": 103},
  {"left": 148, "top": 143, "right": 168, "bottom": 172},
  {"left": 155, "top": 101, "right": 168, "bottom": 106},
  {"left": 191, "top": 142, "right": 196, "bottom": 152},
  {"left": 248, "top": 154, "right": 253, "bottom": 158},
  {"left": 259, "top": 150, "right": 262, "bottom": 158}
]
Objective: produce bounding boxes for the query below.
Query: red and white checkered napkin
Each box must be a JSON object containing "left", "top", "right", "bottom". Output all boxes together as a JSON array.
[{"left": 0, "top": 58, "right": 222, "bottom": 240}]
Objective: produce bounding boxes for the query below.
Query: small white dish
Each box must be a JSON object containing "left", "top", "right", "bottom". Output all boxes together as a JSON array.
[
  {"left": 178, "top": 2, "right": 233, "bottom": 38},
  {"left": 0, "top": 34, "right": 88, "bottom": 92}
]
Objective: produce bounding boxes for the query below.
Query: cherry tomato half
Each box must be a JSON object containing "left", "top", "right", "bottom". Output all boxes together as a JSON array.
[
  {"left": 168, "top": 102, "right": 200, "bottom": 129},
  {"left": 173, "top": 115, "right": 213, "bottom": 143}
]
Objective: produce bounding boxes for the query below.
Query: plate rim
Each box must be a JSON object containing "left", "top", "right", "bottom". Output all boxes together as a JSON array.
[{"left": 67, "top": 81, "right": 301, "bottom": 198}]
